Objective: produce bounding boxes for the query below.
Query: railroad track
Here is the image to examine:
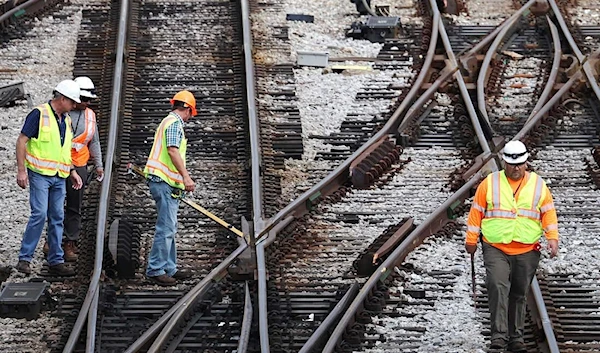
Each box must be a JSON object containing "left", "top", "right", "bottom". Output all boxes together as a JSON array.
[{"left": 1, "top": 0, "right": 600, "bottom": 352}]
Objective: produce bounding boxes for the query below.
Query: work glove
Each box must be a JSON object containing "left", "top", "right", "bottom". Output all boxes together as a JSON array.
[{"left": 465, "top": 243, "right": 477, "bottom": 254}]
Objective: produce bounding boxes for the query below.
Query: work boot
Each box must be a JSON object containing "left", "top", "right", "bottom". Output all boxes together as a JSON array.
[
  {"left": 508, "top": 341, "right": 526, "bottom": 353},
  {"left": 42, "top": 241, "right": 49, "bottom": 255},
  {"left": 63, "top": 241, "right": 78, "bottom": 262},
  {"left": 16, "top": 260, "right": 31, "bottom": 275},
  {"left": 490, "top": 338, "right": 506, "bottom": 349},
  {"left": 49, "top": 263, "right": 75, "bottom": 276},
  {"left": 171, "top": 269, "right": 193, "bottom": 280},
  {"left": 148, "top": 274, "right": 177, "bottom": 286}
]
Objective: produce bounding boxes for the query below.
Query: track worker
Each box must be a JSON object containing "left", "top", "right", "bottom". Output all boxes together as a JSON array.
[
  {"left": 15, "top": 80, "right": 83, "bottom": 276},
  {"left": 62, "top": 76, "right": 104, "bottom": 261},
  {"left": 143, "top": 90, "right": 197, "bottom": 286},
  {"left": 465, "top": 140, "right": 559, "bottom": 353}
]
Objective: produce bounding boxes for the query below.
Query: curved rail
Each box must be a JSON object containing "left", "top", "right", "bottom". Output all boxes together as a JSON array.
[
  {"left": 0, "top": 0, "right": 57, "bottom": 28},
  {"left": 62, "top": 0, "right": 130, "bottom": 351},
  {"left": 137, "top": 244, "right": 248, "bottom": 353},
  {"left": 476, "top": 9, "right": 524, "bottom": 126},
  {"left": 528, "top": 16, "right": 562, "bottom": 122},
  {"left": 322, "top": 166, "right": 488, "bottom": 352},
  {"left": 321, "top": 0, "right": 571, "bottom": 349},
  {"left": 256, "top": 8, "right": 443, "bottom": 244},
  {"left": 321, "top": 0, "right": 496, "bottom": 347},
  {"left": 547, "top": 0, "right": 600, "bottom": 101},
  {"left": 299, "top": 284, "right": 359, "bottom": 352},
  {"left": 253, "top": 8, "right": 443, "bottom": 349},
  {"left": 237, "top": 281, "right": 253, "bottom": 352},
  {"left": 461, "top": 0, "right": 538, "bottom": 58}
]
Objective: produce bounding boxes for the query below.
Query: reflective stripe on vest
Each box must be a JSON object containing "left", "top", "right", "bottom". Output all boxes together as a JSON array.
[
  {"left": 481, "top": 171, "right": 546, "bottom": 244},
  {"left": 143, "top": 114, "right": 187, "bottom": 189},
  {"left": 25, "top": 103, "right": 72, "bottom": 178},
  {"left": 71, "top": 108, "right": 96, "bottom": 166}
]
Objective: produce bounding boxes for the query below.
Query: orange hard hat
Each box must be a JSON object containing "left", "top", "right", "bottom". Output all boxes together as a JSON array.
[{"left": 170, "top": 90, "right": 197, "bottom": 116}]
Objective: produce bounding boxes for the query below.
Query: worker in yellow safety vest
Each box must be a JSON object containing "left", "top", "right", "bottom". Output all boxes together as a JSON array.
[
  {"left": 465, "top": 140, "right": 559, "bottom": 352},
  {"left": 144, "top": 90, "right": 197, "bottom": 286},
  {"left": 15, "top": 80, "right": 83, "bottom": 277}
]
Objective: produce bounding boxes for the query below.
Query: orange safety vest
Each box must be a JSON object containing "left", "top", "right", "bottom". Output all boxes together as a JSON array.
[{"left": 71, "top": 108, "right": 97, "bottom": 167}]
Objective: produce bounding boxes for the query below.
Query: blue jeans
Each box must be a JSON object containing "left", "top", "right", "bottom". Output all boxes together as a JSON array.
[
  {"left": 19, "top": 169, "right": 66, "bottom": 266},
  {"left": 146, "top": 180, "right": 179, "bottom": 277}
]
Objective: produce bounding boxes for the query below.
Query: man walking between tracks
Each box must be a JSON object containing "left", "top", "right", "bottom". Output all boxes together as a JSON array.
[
  {"left": 144, "top": 90, "right": 197, "bottom": 286},
  {"left": 61, "top": 76, "right": 104, "bottom": 261},
  {"left": 15, "top": 80, "right": 83, "bottom": 276},
  {"left": 465, "top": 140, "right": 559, "bottom": 352}
]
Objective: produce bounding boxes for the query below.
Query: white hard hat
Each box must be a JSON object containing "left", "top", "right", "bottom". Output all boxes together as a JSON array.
[
  {"left": 502, "top": 140, "right": 529, "bottom": 164},
  {"left": 74, "top": 76, "right": 98, "bottom": 98},
  {"left": 54, "top": 80, "right": 81, "bottom": 103}
]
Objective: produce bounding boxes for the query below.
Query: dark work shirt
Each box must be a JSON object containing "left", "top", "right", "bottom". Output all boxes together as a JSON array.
[{"left": 20, "top": 101, "right": 67, "bottom": 146}]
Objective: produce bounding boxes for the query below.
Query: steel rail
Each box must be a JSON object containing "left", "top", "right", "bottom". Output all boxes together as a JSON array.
[
  {"left": 298, "top": 284, "right": 359, "bottom": 353},
  {"left": 130, "top": 1, "right": 261, "bottom": 351},
  {"left": 237, "top": 281, "right": 252, "bottom": 353},
  {"left": 462, "top": 0, "right": 538, "bottom": 58},
  {"left": 476, "top": 11, "right": 523, "bottom": 127},
  {"left": 163, "top": 282, "right": 217, "bottom": 353},
  {"left": 436, "top": 14, "right": 492, "bottom": 152},
  {"left": 255, "top": 215, "right": 293, "bottom": 351},
  {"left": 547, "top": 0, "right": 600, "bottom": 101},
  {"left": 256, "top": 9, "right": 442, "bottom": 244},
  {"left": 527, "top": 16, "right": 562, "bottom": 122},
  {"left": 242, "top": 0, "right": 269, "bottom": 350},
  {"left": 0, "top": 0, "right": 46, "bottom": 24},
  {"left": 322, "top": 163, "right": 489, "bottom": 352},
  {"left": 256, "top": 241, "right": 270, "bottom": 353},
  {"left": 514, "top": 70, "right": 581, "bottom": 141},
  {"left": 360, "top": 0, "right": 377, "bottom": 16},
  {"left": 124, "top": 243, "right": 247, "bottom": 353},
  {"left": 396, "top": 65, "right": 459, "bottom": 132},
  {"left": 242, "top": 0, "right": 264, "bottom": 231},
  {"left": 320, "top": 2, "right": 497, "bottom": 350},
  {"left": 529, "top": 278, "right": 561, "bottom": 352},
  {"left": 62, "top": 0, "right": 130, "bottom": 351}
]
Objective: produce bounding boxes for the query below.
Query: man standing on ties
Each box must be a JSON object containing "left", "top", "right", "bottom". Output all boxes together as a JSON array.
[
  {"left": 144, "top": 90, "right": 197, "bottom": 286},
  {"left": 465, "top": 140, "right": 559, "bottom": 352},
  {"left": 16, "top": 80, "right": 83, "bottom": 276}
]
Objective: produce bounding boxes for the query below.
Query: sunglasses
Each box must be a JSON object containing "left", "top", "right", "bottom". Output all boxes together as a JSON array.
[{"left": 504, "top": 152, "right": 527, "bottom": 160}]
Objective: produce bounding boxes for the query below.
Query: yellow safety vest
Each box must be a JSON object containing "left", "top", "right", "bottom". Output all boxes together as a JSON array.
[
  {"left": 144, "top": 114, "right": 187, "bottom": 189},
  {"left": 481, "top": 171, "right": 546, "bottom": 244},
  {"left": 25, "top": 103, "right": 73, "bottom": 178}
]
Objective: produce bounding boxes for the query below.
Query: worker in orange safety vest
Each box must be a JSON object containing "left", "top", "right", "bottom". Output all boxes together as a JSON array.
[
  {"left": 61, "top": 76, "right": 104, "bottom": 261},
  {"left": 465, "top": 140, "right": 559, "bottom": 353}
]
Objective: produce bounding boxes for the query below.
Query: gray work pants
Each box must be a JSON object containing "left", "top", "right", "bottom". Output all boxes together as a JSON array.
[
  {"left": 64, "top": 165, "right": 88, "bottom": 242},
  {"left": 482, "top": 242, "right": 540, "bottom": 344}
]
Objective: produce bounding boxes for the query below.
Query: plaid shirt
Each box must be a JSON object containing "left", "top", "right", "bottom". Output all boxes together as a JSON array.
[
  {"left": 165, "top": 112, "right": 184, "bottom": 148},
  {"left": 148, "top": 112, "right": 184, "bottom": 183}
]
